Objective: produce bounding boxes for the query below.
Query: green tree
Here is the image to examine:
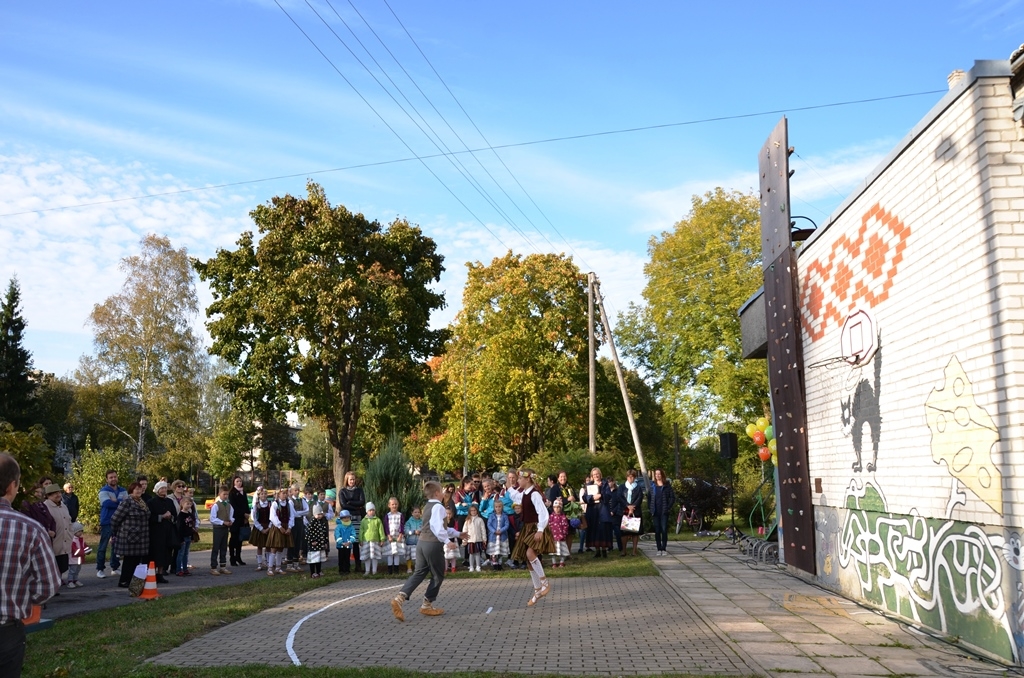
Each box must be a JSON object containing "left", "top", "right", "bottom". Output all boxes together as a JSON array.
[
  {"left": 617, "top": 189, "right": 768, "bottom": 438},
  {"left": 297, "top": 417, "right": 331, "bottom": 470},
  {"left": 0, "top": 277, "right": 37, "bottom": 430},
  {"left": 206, "top": 407, "right": 249, "bottom": 485},
  {"left": 0, "top": 423, "right": 52, "bottom": 505},
  {"left": 195, "top": 182, "right": 447, "bottom": 491},
  {"left": 70, "top": 439, "right": 135, "bottom": 531},
  {"left": 595, "top": 358, "right": 664, "bottom": 469},
  {"left": 363, "top": 433, "right": 424, "bottom": 515},
  {"left": 87, "top": 234, "right": 203, "bottom": 463},
  {"left": 67, "top": 358, "right": 145, "bottom": 454},
  {"left": 428, "top": 252, "right": 596, "bottom": 472}
]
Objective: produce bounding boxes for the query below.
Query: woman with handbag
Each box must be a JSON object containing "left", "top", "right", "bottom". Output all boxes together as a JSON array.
[
  {"left": 228, "top": 476, "right": 250, "bottom": 567},
  {"left": 649, "top": 468, "right": 676, "bottom": 556},
  {"left": 111, "top": 482, "right": 151, "bottom": 591},
  {"left": 621, "top": 469, "right": 644, "bottom": 556}
]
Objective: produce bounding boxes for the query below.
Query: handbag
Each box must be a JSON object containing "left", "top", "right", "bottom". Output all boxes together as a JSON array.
[
  {"left": 191, "top": 527, "right": 201, "bottom": 542},
  {"left": 621, "top": 515, "right": 641, "bottom": 533},
  {"left": 239, "top": 524, "right": 252, "bottom": 542}
]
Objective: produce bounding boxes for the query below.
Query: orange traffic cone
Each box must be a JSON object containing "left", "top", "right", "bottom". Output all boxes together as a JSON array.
[{"left": 138, "top": 561, "right": 162, "bottom": 600}]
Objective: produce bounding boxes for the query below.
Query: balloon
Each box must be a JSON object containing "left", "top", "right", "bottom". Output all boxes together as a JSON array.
[
  {"left": 755, "top": 417, "right": 768, "bottom": 431},
  {"left": 745, "top": 423, "right": 757, "bottom": 439},
  {"left": 771, "top": 452, "right": 778, "bottom": 466},
  {"left": 752, "top": 431, "right": 766, "bottom": 446},
  {"left": 764, "top": 424, "right": 774, "bottom": 440},
  {"left": 768, "top": 438, "right": 777, "bottom": 452},
  {"left": 758, "top": 447, "right": 771, "bottom": 462}
]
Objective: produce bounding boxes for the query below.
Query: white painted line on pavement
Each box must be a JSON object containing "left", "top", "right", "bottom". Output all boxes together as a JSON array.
[{"left": 286, "top": 585, "right": 401, "bottom": 666}]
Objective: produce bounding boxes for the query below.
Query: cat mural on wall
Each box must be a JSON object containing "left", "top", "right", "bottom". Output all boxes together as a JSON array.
[{"left": 840, "top": 335, "right": 882, "bottom": 473}]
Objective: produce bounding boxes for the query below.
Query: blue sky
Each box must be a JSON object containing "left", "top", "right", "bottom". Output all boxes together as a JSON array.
[{"left": 1, "top": 0, "right": 1020, "bottom": 376}]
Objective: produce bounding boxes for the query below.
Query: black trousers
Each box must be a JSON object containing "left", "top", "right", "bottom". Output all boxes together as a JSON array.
[
  {"left": 229, "top": 520, "right": 247, "bottom": 562},
  {"left": 0, "top": 622, "right": 26, "bottom": 678},
  {"left": 118, "top": 555, "right": 142, "bottom": 587},
  {"left": 211, "top": 527, "right": 229, "bottom": 568},
  {"left": 337, "top": 546, "right": 351, "bottom": 573},
  {"left": 400, "top": 540, "right": 445, "bottom": 603},
  {"left": 287, "top": 522, "right": 306, "bottom": 562},
  {"left": 55, "top": 553, "right": 69, "bottom": 575}
]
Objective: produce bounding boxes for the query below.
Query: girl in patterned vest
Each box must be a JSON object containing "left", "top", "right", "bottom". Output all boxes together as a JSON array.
[
  {"left": 509, "top": 469, "right": 555, "bottom": 607},
  {"left": 266, "top": 489, "right": 294, "bottom": 575},
  {"left": 250, "top": 487, "right": 271, "bottom": 571}
]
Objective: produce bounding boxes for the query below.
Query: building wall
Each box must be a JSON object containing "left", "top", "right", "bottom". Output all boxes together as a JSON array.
[{"left": 796, "top": 60, "right": 1024, "bottom": 663}]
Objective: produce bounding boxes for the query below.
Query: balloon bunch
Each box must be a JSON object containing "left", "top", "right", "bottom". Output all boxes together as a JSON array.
[{"left": 745, "top": 417, "right": 778, "bottom": 466}]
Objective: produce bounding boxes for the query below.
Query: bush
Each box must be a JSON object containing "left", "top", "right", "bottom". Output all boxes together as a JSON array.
[
  {"left": 733, "top": 468, "right": 775, "bottom": 529},
  {"left": 0, "top": 423, "right": 54, "bottom": 506},
  {"left": 303, "top": 467, "right": 335, "bottom": 493},
  {"left": 526, "top": 448, "right": 630, "bottom": 488},
  {"left": 676, "top": 476, "right": 727, "bottom": 530},
  {"left": 70, "top": 439, "right": 135, "bottom": 532},
  {"left": 363, "top": 433, "right": 425, "bottom": 514}
]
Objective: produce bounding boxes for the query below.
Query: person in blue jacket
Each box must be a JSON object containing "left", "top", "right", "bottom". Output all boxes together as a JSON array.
[
  {"left": 335, "top": 510, "right": 358, "bottom": 574},
  {"left": 97, "top": 469, "right": 128, "bottom": 578}
]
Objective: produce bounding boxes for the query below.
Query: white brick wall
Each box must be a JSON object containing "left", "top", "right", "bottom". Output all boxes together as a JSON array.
[{"left": 799, "top": 72, "right": 1024, "bottom": 524}]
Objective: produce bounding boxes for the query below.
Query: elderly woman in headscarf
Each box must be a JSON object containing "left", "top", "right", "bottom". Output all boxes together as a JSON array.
[{"left": 147, "top": 480, "right": 177, "bottom": 583}]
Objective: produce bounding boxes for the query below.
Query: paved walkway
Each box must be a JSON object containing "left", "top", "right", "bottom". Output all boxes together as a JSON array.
[
  {"left": 147, "top": 540, "right": 1010, "bottom": 676},
  {"left": 43, "top": 544, "right": 269, "bottom": 619}
]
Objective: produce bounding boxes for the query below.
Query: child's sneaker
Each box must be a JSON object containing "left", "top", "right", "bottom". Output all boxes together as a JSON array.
[{"left": 267, "top": 568, "right": 275, "bottom": 576}]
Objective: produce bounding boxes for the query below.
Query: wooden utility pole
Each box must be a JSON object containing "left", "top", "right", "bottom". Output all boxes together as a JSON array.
[
  {"left": 593, "top": 279, "right": 650, "bottom": 489},
  {"left": 588, "top": 272, "right": 596, "bottom": 454}
]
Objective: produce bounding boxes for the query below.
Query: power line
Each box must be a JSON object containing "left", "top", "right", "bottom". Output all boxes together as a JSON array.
[
  {"left": 306, "top": 0, "right": 540, "bottom": 252},
  {"left": 369, "top": 0, "right": 564, "bottom": 256},
  {"left": 0, "top": 89, "right": 944, "bottom": 220},
  {"left": 381, "top": 0, "right": 593, "bottom": 269},
  {"left": 272, "top": 0, "right": 510, "bottom": 250}
]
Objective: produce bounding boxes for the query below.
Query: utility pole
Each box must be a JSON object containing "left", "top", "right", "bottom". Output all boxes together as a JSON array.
[
  {"left": 593, "top": 279, "right": 650, "bottom": 490},
  {"left": 588, "top": 272, "right": 596, "bottom": 454}
]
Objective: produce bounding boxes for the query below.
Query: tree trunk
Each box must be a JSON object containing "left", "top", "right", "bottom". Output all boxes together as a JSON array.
[
  {"left": 329, "top": 372, "right": 364, "bottom": 491},
  {"left": 136, "top": 412, "right": 146, "bottom": 464}
]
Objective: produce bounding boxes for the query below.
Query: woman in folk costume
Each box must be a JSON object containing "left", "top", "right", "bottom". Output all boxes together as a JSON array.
[
  {"left": 266, "top": 488, "right": 294, "bottom": 575},
  {"left": 250, "top": 487, "right": 271, "bottom": 571},
  {"left": 509, "top": 468, "right": 555, "bottom": 607}
]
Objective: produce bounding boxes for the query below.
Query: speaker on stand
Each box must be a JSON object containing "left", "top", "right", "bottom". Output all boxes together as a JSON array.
[{"left": 720, "top": 432, "right": 739, "bottom": 545}]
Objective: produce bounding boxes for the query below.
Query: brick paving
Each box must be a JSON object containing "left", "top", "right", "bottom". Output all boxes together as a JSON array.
[
  {"left": 151, "top": 575, "right": 753, "bottom": 675},
  {"left": 148, "top": 539, "right": 1014, "bottom": 676}
]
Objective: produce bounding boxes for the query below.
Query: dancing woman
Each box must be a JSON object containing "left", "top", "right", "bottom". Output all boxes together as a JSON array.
[{"left": 509, "top": 468, "right": 555, "bottom": 607}]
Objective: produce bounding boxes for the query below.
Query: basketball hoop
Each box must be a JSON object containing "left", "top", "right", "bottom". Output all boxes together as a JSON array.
[{"left": 840, "top": 308, "right": 877, "bottom": 365}]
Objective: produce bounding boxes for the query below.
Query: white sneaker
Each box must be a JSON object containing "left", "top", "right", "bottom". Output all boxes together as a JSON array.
[
  {"left": 110, "top": 568, "right": 120, "bottom": 575},
  {"left": 96, "top": 570, "right": 107, "bottom": 578}
]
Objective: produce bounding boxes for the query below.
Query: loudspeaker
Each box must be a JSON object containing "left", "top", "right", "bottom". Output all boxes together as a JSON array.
[{"left": 719, "top": 432, "right": 738, "bottom": 460}]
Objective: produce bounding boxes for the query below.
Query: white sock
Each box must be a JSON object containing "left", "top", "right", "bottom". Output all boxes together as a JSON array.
[
  {"left": 527, "top": 560, "right": 541, "bottom": 588},
  {"left": 551, "top": 557, "right": 557, "bottom": 566},
  {"left": 371, "top": 559, "right": 378, "bottom": 574},
  {"left": 530, "top": 557, "right": 546, "bottom": 586}
]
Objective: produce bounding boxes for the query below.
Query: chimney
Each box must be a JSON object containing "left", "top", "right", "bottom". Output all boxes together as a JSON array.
[{"left": 947, "top": 69, "right": 966, "bottom": 89}]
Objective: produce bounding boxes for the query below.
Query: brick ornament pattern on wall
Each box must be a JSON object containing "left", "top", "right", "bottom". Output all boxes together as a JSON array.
[{"left": 800, "top": 204, "right": 911, "bottom": 342}]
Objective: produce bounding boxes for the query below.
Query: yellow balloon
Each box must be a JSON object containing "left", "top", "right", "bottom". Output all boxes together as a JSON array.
[
  {"left": 745, "top": 423, "right": 757, "bottom": 438},
  {"left": 771, "top": 452, "right": 778, "bottom": 466},
  {"left": 755, "top": 417, "right": 768, "bottom": 432},
  {"left": 768, "top": 438, "right": 777, "bottom": 453}
]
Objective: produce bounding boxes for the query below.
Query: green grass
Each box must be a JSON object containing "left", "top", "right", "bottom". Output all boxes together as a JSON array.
[{"left": 26, "top": 549, "right": 657, "bottom": 678}]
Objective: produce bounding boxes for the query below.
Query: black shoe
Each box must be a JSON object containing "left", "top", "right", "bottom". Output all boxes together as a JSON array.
[
  {"left": 237, "top": 559, "right": 246, "bottom": 566},
  {"left": 594, "top": 551, "right": 601, "bottom": 558},
  {"left": 118, "top": 582, "right": 130, "bottom": 588},
  {"left": 156, "top": 576, "right": 170, "bottom": 584}
]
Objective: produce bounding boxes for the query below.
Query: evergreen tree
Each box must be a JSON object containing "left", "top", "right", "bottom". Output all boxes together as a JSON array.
[{"left": 0, "top": 277, "right": 36, "bottom": 429}]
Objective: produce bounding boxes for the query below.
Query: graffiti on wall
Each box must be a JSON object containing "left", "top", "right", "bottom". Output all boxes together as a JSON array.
[
  {"left": 835, "top": 478, "right": 1016, "bottom": 661},
  {"left": 800, "top": 204, "right": 910, "bottom": 342},
  {"left": 925, "top": 355, "right": 1003, "bottom": 515},
  {"left": 840, "top": 336, "right": 882, "bottom": 473}
]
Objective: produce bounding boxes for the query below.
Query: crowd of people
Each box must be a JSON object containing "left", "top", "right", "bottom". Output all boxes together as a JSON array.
[{"left": 0, "top": 450, "right": 682, "bottom": 676}]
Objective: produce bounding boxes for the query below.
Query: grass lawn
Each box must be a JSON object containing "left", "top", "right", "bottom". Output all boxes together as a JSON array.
[{"left": 25, "top": 549, "right": 659, "bottom": 678}]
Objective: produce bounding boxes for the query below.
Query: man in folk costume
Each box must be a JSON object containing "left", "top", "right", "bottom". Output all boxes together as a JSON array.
[
  {"left": 510, "top": 469, "right": 555, "bottom": 607},
  {"left": 390, "top": 481, "right": 467, "bottom": 621}
]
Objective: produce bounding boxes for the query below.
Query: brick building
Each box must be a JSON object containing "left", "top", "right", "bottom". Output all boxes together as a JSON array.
[{"left": 741, "top": 47, "right": 1024, "bottom": 663}]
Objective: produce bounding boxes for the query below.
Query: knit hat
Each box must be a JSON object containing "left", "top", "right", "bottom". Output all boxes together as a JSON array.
[
  {"left": 71, "top": 522, "right": 84, "bottom": 534},
  {"left": 339, "top": 510, "right": 351, "bottom": 519},
  {"left": 154, "top": 480, "right": 169, "bottom": 494},
  {"left": 312, "top": 503, "right": 324, "bottom": 517},
  {"left": 365, "top": 502, "right": 376, "bottom": 512},
  {"left": 553, "top": 498, "right": 563, "bottom": 507}
]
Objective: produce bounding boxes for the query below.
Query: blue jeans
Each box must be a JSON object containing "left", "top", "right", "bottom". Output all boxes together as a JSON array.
[
  {"left": 176, "top": 538, "right": 191, "bottom": 572},
  {"left": 653, "top": 513, "right": 670, "bottom": 551},
  {"left": 97, "top": 524, "right": 120, "bottom": 572}
]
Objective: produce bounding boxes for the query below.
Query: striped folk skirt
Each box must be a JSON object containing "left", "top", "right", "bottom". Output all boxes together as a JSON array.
[
  {"left": 510, "top": 523, "right": 556, "bottom": 561},
  {"left": 265, "top": 526, "right": 293, "bottom": 550}
]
